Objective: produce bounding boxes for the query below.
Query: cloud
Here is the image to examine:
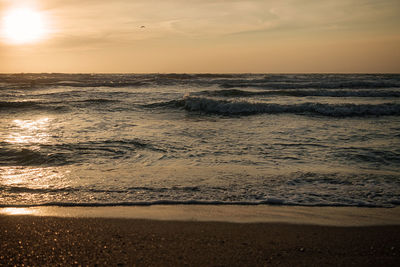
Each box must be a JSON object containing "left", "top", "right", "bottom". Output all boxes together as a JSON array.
[
  {"left": 44, "top": 1, "right": 399, "bottom": 37},
  {"left": 2, "top": 0, "right": 399, "bottom": 51}
]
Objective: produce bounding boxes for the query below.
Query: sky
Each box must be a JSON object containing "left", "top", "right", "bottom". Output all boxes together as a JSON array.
[{"left": 0, "top": 0, "right": 399, "bottom": 73}]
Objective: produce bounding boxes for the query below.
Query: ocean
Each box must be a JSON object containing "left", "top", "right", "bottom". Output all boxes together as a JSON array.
[{"left": 1, "top": 73, "right": 399, "bottom": 208}]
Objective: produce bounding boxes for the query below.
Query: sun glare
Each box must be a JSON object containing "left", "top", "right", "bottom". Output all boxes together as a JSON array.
[{"left": 1, "top": 8, "right": 47, "bottom": 44}]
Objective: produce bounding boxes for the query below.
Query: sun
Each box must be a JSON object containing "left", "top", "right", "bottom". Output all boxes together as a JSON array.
[{"left": 1, "top": 8, "right": 47, "bottom": 44}]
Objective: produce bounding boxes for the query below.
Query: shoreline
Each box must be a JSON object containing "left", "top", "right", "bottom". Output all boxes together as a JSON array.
[
  {"left": 1, "top": 206, "right": 400, "bottom": 265},
  {"left": 1, "top": 205, "right": 400, "bottom": 226},
  {"left": 1, "top": 215, "right": 399, "bottom": 266}
]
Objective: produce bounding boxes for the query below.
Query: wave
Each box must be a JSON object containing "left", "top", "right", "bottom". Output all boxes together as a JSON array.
[
  {"left": 72, "top": 98, "right": 120, "bottom": 104},
  {"left": 2, "top": 171, "right": 398, "bottom": 208},
  {"left": 0, "top": 99, "right": 120, "bottom": 113},
  {"left": 182, "top": 96, "right": 400, "bottom": 117},
  {"left": 0, "top": 186, "right": 76, "bottom": 194},
  {"left": 0, "top": 199, "right": 389, "bottom": 208},
  {"left": 199, "top": 89, "right": 400, "bottom": 98},
  {"left": 0, "top": 100, "right": 39, "bottom": 109},
  {"left": 220, "top": 80, "right": 400, "bottom": 90},
  {"left": 0, "top": 185, "right": 202, "bottom": 195},
  {"left": 2, "top": 73, "right": 399, "bottom": 90},
  {"left": 0, "top": 147, "right": 71, "bottom": 166},
  {"left": 54, "top": 81, "right": 148, "bottom": 88},
  {"left": 68, "top": 99, "right": 122, "bottom": 109},
  {"left": 61, "top": 139, "right": 164, "bottom": 153},
  {"left": 0, "top": 139, "right": 163, "bottom": 166},
  {"left": 142, "top": 99, "right": 185, "bottom": 108},
  {"left": 0, "top": 73, "right": 149, "bottom": 88},
  {"left": 333, "top": 147, "right": 400, "bottom": 166},
  {"left": 0, "top": 100, "right": 67, "bottom": 112},
  {"left": 1, "top": 197, "right": 395, "bottom": 208}
]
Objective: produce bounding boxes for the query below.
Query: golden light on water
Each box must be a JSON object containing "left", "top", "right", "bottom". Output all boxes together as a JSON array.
[
  {"left": 1, "top": 117, "right": 62, "bottom": 195},
  {"left": 1, "top": 7, "right": 48, "bottom": 44},
  {"left": 6, "top": 117, "right": 50, "bottom": 144},
  {"left": 0, "top": 115, "right": 70, "bottom": 205},
  {"left": 14, "top": 117, "right": 50, "bottom": 130},
  {"left": 0, "top": 167, "right": 61, "bottom": 187},
  {"left": 0, "top": 166, "right": 67, "bottom": 207},
  {"left": 0, "top": 208, "right": 36, "bottom": 216}
]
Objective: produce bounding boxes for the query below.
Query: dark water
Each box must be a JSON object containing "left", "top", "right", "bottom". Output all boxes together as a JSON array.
[{"left": 1, "top": 73, "right": 399, "bottom": 207}]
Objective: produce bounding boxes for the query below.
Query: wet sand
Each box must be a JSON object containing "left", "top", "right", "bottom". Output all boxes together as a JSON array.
[
  {"left": 2, "top": 205, "right": 400, "bottom": 226},
  {"left": 1, "top": 214, "right": 399, "bottom": 266}
]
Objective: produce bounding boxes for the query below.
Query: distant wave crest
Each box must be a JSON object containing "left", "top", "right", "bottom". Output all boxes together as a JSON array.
[
  {"left": 220, "top": 80, "right": 400, "bottom": 90},
  {"left": 2, "top": 73, "right": 399, "bottom": 89},
  {"left": 199, "top": 89, "right": 400, "bottom": 98},
  {"left": 182, "top": 95, "right": 400, "bottom": 117}
]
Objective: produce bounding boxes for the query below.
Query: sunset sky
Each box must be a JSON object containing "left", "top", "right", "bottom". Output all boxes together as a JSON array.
[{"left": 0, "top": 0, "right": 399, "bottom": 73}]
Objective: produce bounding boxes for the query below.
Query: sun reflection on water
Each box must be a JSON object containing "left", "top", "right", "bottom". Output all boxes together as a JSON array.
[
  {"left": 0, "top": 208, "right": 37, "bottom": 216},
  {"left": 0, "top": 116, "right": 72, "bottom": 205},
  {"left": 6, "top": 117, "right": 51, "bottom": 144},
  {"left": 14, "top": 117, "right": 49, "bottom": 129},
  {"left": 1, "top": 167, "right": 63, "bottom": 186},
  {"left": 0, "top": 166, "right": 68, "bottom": 206}
]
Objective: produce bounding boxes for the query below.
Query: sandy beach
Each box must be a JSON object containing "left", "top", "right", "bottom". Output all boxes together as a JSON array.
[{"left": 1, "top": 207, "right": 400, "bottom": 266}]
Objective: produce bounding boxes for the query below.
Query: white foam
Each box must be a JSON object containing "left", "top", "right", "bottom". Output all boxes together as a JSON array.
[{"left": 183, "top": 95, "right": 400, "bottom": 116}]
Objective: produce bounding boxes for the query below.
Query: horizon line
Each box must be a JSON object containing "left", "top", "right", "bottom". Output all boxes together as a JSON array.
[{"left": 1, "top": 72, "right": 400, "bottom": 75}]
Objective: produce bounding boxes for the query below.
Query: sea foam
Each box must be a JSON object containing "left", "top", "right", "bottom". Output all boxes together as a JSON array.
[{"left": 182, "top": 95, "right": 400, "bottom": 117}]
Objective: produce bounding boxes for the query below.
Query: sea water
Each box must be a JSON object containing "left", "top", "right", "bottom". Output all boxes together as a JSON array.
[{"left": 0, "top": 73, "right": 399, "bottom": 207}]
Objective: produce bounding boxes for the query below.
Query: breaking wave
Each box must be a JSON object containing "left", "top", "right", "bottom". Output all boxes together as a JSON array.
[
  {"left": 199, "top": 89, "right": 400, "bottom": 98},
  {"left": 182, "top": 95, "right": 400, "bottom": 117},
  {"left": 220, "top": 80, "right": 400, "bottom": 90}
]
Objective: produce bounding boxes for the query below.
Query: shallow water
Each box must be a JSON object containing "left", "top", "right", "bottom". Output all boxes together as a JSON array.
[{"left": 1, "top": 73, "right": 399, "bottom": 207}]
